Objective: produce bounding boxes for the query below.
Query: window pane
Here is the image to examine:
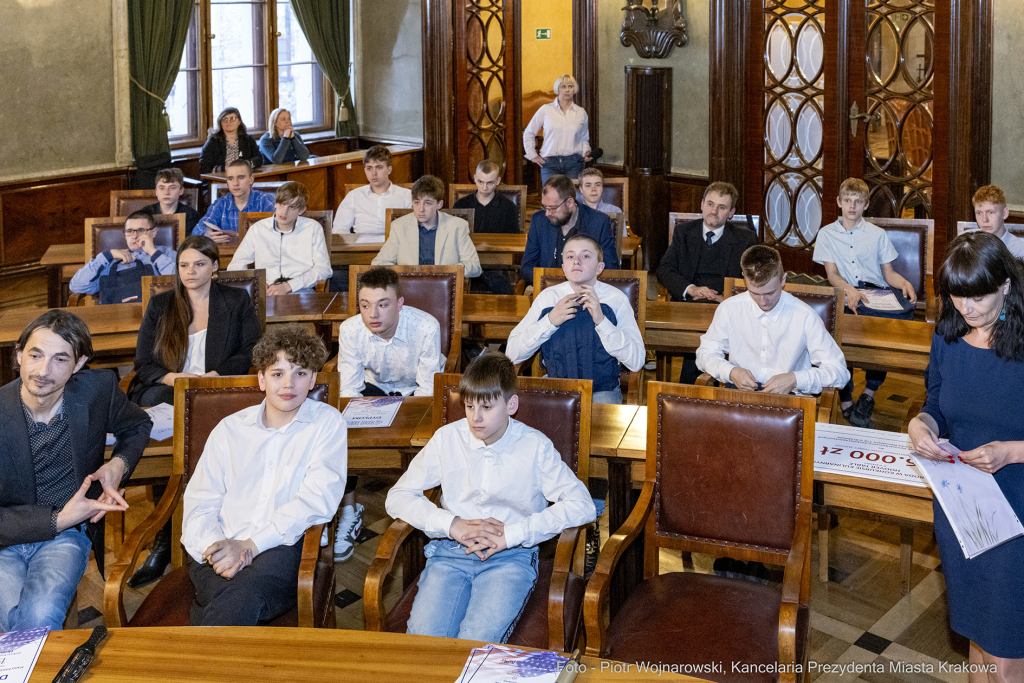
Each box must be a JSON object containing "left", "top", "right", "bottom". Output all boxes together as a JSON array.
[
  {"left": 167, "top": 70, "right": 192, "bottom": 138},
  {"left": 277, "top": 1, "right": 321, "bottom": 126},
  {"left": 211, "top": 3, "right": 258, "bottom": 69},
  {"left": 213, "top": 67, "right": 257, "bottom": 127},
  {"left": 169, "top": 2, "right": 201, "bottom": 143},
  {"left": 277, "top": 2, "right": 313, "bottom": 63}
]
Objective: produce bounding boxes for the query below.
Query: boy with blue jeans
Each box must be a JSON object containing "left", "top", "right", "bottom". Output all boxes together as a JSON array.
[
  {"left": 813, "top": 177, "right": 918, "bottom": 428},
  {"left": 385, "top": 352, "right": 594, "bottom": 642}
]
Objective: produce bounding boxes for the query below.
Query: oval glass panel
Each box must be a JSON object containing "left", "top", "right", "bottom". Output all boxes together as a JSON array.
[
  {"left": 486, "top": 72, "right": 505, "bottom": 124},
  {"left": 900, "top": 103, "right": 933, "bottom": 175},
  {"left": 796, "top": 18, "right": 824, "bottom": 85},
  {"left": 765, "top": 175, "right": 793, "bottom": 244},
  {"left": 466, "top": 14, "right": 486, "bottom": 66},
  {"left": 795, "top": 180, "right": 822, "bottom": 245},
  {"left": 765, "top": 98, "right": 793, "bottom": 164},
  {"left": 864, "top": 97, "right": 899, "bottom": 173},
  {"left": 866, "top": 18, "right": 899, "bottom": 90},
  {"left": 903, "top": 16, "right": 934, "bottom": 88},
  {"left": 795, "top": 99, "right": 823, "bottom": 166},
  {"left": 765, "top": 20, "right": 793, "bottom": 83},
  {"left": 484, "top": 11, "right": 504, "bottom": 66}
]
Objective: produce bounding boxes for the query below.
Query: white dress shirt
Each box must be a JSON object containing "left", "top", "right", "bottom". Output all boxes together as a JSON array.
[
  {"left": 386, "top": 418, "right": 596, "bottom": 549},
  {"left": 337, "top": 305, "right": 444, "bottom": 397},
  {"left": 505, "top": 280, "right": 645, "bottom": 372},
  {"left": 332, "top": 183, "right": 413, "bottom": 235},
  {"left": 227, "top": 216, "right": 332, "bottom": 292},
  {"left": 523, "top": 100, "right": 591, "bottom": 160},
  {"left": 696, "top": 290, "right": 850, "bottom": 395},
  {"left": 1001, "top": 229, "right": 1024, "bottom": 259},
  {"left": 181, "top": 398, "right": 348, "bottom": 562},
  {"left": 812, "top": 218, "right": 899, "bottom": 287}
]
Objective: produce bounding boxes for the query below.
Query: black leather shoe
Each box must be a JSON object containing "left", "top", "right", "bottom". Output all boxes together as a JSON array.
[
  {"left": 127, "top": 522, "right": 171, "bottom": 588},
  {"left": 584, "top": 524, "right": 600, "bottom": 579}
]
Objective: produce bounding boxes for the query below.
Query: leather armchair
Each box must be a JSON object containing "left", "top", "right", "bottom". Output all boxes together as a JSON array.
[
  {"left": 584, "top": 383, "right": 815, "bottom": 683},
  {"left": 363, "top": 374, "right": 593, "bottom": 652},
  {"left": 103, "top": 374, "right": 341, "bottom": 629}
]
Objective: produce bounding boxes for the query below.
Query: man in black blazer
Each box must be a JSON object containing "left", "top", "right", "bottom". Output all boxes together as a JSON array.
[
  {"left": 520, "top": 174, "right": 618, "bottom": 284},
  {"left": 0, "top": 311, "right": 151, "bottom": 632},
  {"left": 657, "top": 182, "right": 757, "bottom": 383}
]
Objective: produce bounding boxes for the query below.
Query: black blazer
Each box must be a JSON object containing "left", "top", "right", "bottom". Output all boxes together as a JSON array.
[
  {"left": 656, "top": 219, "right": 758, "bottom": 301},
  {"left": 0, "top": 370, "right": 152, "bottom": 574},
  {"left": 128, "top": 282, "right": 262, "bottom": 404},
  {"left": 199, "top": 134, "right": 264, "bottom": 174}
]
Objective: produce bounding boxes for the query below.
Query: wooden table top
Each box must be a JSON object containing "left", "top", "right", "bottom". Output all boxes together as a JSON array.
[
  {"left": 29, "top": 628, "right": 699, "bottom": 682},
  {"left": 0, "top": 303, "right": 145, "bottom": 344},
  {"left": 617, "top": 407, "right": 648, "bottom": 460},
  {"left": 265, "top": 292, "right": 338, "bottom": 322},
  {"left": 341, "top": 396, "right": 431, "bottom": 449}
]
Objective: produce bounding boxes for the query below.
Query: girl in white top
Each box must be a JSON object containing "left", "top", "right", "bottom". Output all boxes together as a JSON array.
[{"left": 523, "top": 75, "right": 592, "bottom": 184}]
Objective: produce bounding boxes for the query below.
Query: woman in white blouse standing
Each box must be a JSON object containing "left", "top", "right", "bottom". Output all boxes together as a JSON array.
[{"left": 523, "top": 75, "right": 592, "bottom": 184}]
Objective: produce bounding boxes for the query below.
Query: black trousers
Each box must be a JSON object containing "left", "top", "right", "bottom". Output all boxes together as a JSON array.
[{"left": 189, "top": 540, "right": 303, "bottom": 626}]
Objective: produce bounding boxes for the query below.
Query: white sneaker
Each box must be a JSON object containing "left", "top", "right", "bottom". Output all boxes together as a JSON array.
[{"left": 333, "top": 504, "right": 364, "bottom": 562}]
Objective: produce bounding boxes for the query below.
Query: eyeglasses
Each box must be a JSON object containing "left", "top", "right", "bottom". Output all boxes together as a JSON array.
[
  {"left": 221, "top": 115, "right": 240, "bottom": 122},
  {"left": 124, "top": 227, "right": 156, "bottom": 236},
  {"left": 541, "top": 196, "right": 570, "bottom": 214}
]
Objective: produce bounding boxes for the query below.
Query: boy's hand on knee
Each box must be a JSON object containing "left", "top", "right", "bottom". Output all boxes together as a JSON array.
[
  {"left": 474, "top": 532, "right": 508, "bottom": 561},
  {"left": 203, "top": 539, "right": 257, "bottom": 578}
]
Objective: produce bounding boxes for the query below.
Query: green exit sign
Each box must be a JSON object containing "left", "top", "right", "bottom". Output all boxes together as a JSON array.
[{"left": 536, "top": 28, "right": 551, "bottom": 40}]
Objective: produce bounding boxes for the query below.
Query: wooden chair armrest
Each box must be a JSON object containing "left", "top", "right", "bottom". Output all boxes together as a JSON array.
[
  {"left": 818, "top": 387, "right": 839, "bottom": 424},
  {"left": 103, "top": 474, "right": 183, "bottom": 627},
  {"left": 925, "top": 275, "right": 936, "bottom": 323},
  {"left": 583, "top": 480, "right": 655, "bottom": 657},
  {"left": 625, "top": 371, "right": 641, "bottom": 405},
  {"left": 514, "top": 279, "right": 527, "bottom": 296},
  {"left": 296, "top": 522, "right": 327, "bottom": 628},
  {"left": 901, "top": 389, "right": 928, "bottom": 433},
  {"left": 118, "top": 370, "right": 135, "bottom": 395},
  {"left": 322, "top": 355, "right": 339, "bottom": 372},
  {"left": 778, "top": 519, "right": 811, "bottom": 683},
  {"left": 548, "top": 525, "right": 586, "bottom": 652},
  {"left": 314, "top": 279, "right": 329, "bottom": 293},
  {"left": 695, "top": 372, "right": 717, "bottom": 387},
  {"left": 68, "top": 292, "right": 92, "bottom": 307},
  {"left": 363, "top": 518, "right": 418, "bottom": 631}
]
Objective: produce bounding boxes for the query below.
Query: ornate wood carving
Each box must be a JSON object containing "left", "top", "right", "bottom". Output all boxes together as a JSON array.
[
  {"left": 624, "top": 66, "right": 672, "bottom": 272},
  {"left": 620, "top": 0, "right": 688, "bottom": 60},
  {"left": 573, "top": 0, "right": 599, "bottom": 149}
]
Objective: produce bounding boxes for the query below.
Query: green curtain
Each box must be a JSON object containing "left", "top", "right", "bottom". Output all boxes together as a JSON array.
[
  {"left": 127, "top": 0, "right": 193, "bottom": 166},
  {"left": 288, "top": 0, "right": 359, "bottom": 137}
]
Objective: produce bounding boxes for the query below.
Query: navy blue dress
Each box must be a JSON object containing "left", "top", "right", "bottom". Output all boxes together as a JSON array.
[{"left": 921, "top": 333, "right": 1024, "bottom": 657}]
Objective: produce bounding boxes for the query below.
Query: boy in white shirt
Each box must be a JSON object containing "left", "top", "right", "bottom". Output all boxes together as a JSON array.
[
  {"left": 812, "top": 177, "right": 917, "bottom": 427},
  {"left": 227, "top": 181, "right": 332, "bottom": 295},
  {"left": 696, "top": 244, "right": 850, "bottom": 396},
  {"left": 333, "top": 266, "right": 444, "bottom": 562},
  {"left": 506, "top": 234, "right": 644, "bottom": 404},
  {"left": 386, "top": 352, "right": 595, "bottom": 642},
  {"left": 182, "top": 325, "right": 347, "bottom": 626},
  {"left": 332, "top": 145, "right": 412, "bottom": 235}
]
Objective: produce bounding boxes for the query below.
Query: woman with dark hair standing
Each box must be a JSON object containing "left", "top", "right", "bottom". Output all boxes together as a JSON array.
[
  {"left": 125, "top": 235, "right": 262, "bottom": 587},
  {"left": 199, "top": 107, "right": 264, "bottom": 174},
  {"left": 909, "top": 231, "right": 1024, "bottom": 679}
]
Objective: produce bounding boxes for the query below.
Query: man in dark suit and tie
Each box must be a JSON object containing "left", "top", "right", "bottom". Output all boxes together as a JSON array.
[
  {"left": 0, "top": 310, "right": 151, "bottom": 632},
  {"left": 657, "top": 181, "right": 758, "bottom": 382},
  {"left": 520, "top": 174, "right": 618, "bottom": 284}
]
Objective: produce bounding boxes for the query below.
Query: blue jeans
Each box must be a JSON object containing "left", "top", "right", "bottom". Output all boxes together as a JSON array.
[
  {"left": 407, "top": 540, "right": 539, "bottom": 642},
  {"left": 592, "top": 386, "right": 622, "bottom": 405},
  {"left": 541, "top": 154, "right": 585, "bottom": 184},
  {"left": 0, "top": 526, "right": 91, "bottom": 631}
]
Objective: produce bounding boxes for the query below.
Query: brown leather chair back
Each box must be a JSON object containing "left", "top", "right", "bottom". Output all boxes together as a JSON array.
[
  {"left": 647, "top": 383, "right": 815, "bottom": 562},
  {"left": 237, "top": 210, "right": 334, "bottom": 244},
  {"left": 142, "top": 269, "right": 268, "bottom": 332},
  {"left": 110, "top": 188, "right": 201, "bottom": 216},
  {"left": 667, "top": 212, "right": 759, "bottom": 246},
  {"left": 724, "top": 277, "right": 843, "bottom": 342},
  {"left": 384, "top": 208, "right": 476, "bottom": 238},
  {"left": 868, "top": 217, "right": 933, "bottom": 301},
  {"left": 535, "top": 268, "right": 647, "bottom": 336},
  {"left": 211, "top": 181, "right": 289, "bottom": 201},
  {"left": 349, "top": 265, "right": 464, "bottom": 371},
  {"left": 433, "top": 373, "right": 591, "bottom": 478},
  {"left": 448, "top": 184, "right": 528, "bottom": 233},
  {"left": 174, "top": 374, "right": 338, "bottom": 484},
  {"left": 85, "top": 215, "right": 185, "bottom": 261}
]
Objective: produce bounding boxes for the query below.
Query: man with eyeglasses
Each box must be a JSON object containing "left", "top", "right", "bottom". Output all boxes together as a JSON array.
[
  {"left": 69, "top": 211, "right": 176, "bottom": 303},
  {"left": 520, "top": 174, "right": 617, "bottom": 284}
]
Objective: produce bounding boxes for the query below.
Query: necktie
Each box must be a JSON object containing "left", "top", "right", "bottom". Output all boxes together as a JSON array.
[{"left": 706, "top": 231, "right": 714, "bottom": 248}]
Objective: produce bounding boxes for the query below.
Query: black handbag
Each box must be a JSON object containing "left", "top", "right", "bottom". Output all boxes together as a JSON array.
[{"left": 97, "top": 259, "right": 156, "bottom": 305}]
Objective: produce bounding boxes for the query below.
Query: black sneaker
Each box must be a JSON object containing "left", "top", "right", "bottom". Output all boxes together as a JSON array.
[
  {"left": 849, "top": 394, "right": 875, "bottom": 429},
  {"left": 841, "top": 403, "right": 856, "bottom": 424},
  {"left": 584, "top": 524, "right": 600, "bottom": 579}
]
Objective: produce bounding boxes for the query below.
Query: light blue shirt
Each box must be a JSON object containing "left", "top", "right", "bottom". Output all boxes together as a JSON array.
[
  {"left": 69, "top": 247, "right": 176, "bottom": 295},
  {"left": 812, "top": 218, "right": 898, "bottom": 287},
  {"left": 194, "top": 190, "right": 275, "bottom": 235},
  {"left": 575, "top": 192, "right": 621, "bottom": 215}
]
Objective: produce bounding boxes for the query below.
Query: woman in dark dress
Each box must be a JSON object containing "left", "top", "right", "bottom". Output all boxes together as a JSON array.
[
  {"left": 199, "top": 107, "right": 263, "bottom": 174},
  {"left": 909, "top": 231, "right": 1024, "bottom": 679},
  {"left": 125, "top": 235, "right": 262, "bottom": 587}
]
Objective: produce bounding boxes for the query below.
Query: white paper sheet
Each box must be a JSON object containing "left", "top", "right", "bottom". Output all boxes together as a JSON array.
[
  {"left": 814, "top": 423, "right": 927, "bottom": 487},
  {"left": 912, "top": 440, "right": 1024, "bottom": 559},
  {"left": 858, "top": 288, "right": 904, "bottom": 311},
  {"left": 341, "top": 396, "right": 403, "bottom": 428},
  {"left": 106, "top": 402, "right": 174, "bottom": 445},
  {"left": 0, "top": 627, "right": 49, "bottom": 683},
  {"left": 452, "top": 644, "right": 569, "bottom": 683},
  {"left": 355, "top": 234, "right": 384, "bottom": 244}
]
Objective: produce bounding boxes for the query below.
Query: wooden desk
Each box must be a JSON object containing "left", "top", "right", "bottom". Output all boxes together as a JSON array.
[
  {"left": 202, "top": 145, "right": 422, "bottom": 212},
  {"left": 340, "top": 396, "right": 431, "bottom": 470},
  {"left": 30, "top": 628, "right": 701, "bottom": 682}
]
